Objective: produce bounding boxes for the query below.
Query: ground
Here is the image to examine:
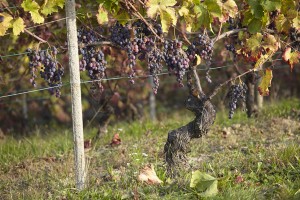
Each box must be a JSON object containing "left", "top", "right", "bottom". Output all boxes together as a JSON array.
[{"left": 0, "top": 99, "right": 300, "bottom": 200}]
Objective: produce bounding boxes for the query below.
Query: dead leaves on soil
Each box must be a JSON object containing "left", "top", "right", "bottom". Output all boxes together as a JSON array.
[{"left": 137, "top": 164, "right": 163, "bottom": 185}]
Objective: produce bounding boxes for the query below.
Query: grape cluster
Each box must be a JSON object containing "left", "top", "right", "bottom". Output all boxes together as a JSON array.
[
  {"left": 110, "top": 22, "right": 131, "bottom": 48},
  {"left": 186, "top": 34, "right": 213, "bottom": 65},
  {"left": 77, "top": 27, "right": 101, "bottom": 44},
  {"left": 148, "top": 49, "right": 164, "bottom": 94},
  {"left": 132, "top": 20, "right": 163, "bottom": 37},
  {"left": 227, "top": 83, "right": 247, "bottom": 119},
  {"left": 163, "top": 40, "right": 190, "bottom": 86},
  {"left": 26, "top": 47, "right": 64, "bottom": 97},
  {"left": 225, "top": 44, "right": 237, "bottom": 58},
  {"left": 0, "top": 15, "right": 4, "bottom": 23},
  {"left": 78, "top": 28, "right": 107, "bottom": 92}
]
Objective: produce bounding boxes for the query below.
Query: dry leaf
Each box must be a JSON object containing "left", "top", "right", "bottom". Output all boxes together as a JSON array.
[
  {"left": 84, "top": 139, "right": 92, "bottom": 152},
  {"left": 110, "top": 133, "right": 121, "bottom": 147},
  {"left": 137, "top": 164, "right": 163, "bottom": 185}
]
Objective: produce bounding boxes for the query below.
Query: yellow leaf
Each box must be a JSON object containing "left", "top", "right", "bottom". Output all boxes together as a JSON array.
[
  {"left": 258, "top": 69, "right": 273, "bottom": 96},
  {"left": 146, "top": 0, "right": 177, "bottom": 18},
  {"left": 254, "top": 51, "right": 274, "bottom": 71},
  {"left": 21, "top": 0, "right": 44, "bottom": 24},
  {"left": 12, "top": 17, "right": 25, "bottom": 36},
  {"left": 282, "top": 47, "right": 300, "bottom": 70},
  {"left": 196, "top": 54, "right": 201, "bottom": 65},
  {"left": 0, "top": 12, "right": 13, "bottom": 36},
  {"left": 96, "top": 5, "right": 108, "bottom": 25},
  {"left": 137, "top": 164, "right": 163, "bottom": 185}
]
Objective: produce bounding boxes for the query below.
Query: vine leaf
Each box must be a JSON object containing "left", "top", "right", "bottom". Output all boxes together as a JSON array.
[
  {"left": 41, "top": 0, "right": 65, "bottom": 16},
  {"left": 261, "top": 0, "right": 281, "bottom": 12},
  {"left": 282, "top": 47, "right": 300, "bottom": 71},
  {"left": 220, "top": 0, "right": 238, "bottom": 22},
  {"left": 204, "top": 0, "right": 222, "bottom": 18},
  {"left": 190, "top": 171, "right": 218, "bottom": 197},
  {"left": 96, "top": 5, "right": 108, "bottom": 25},
  {"left": 146, "top": 0, "right": 177, "bottom": 32},
  {"left": 21, "top": 0, "right": 44, "bottom": 24},
  {"left": 261, "top": 34, "right": 279, "bottom": 52},
  {"left": 258, "top": 68, "right": 273, "bottom": 96},
  {"left": 246, "top": 33, "right": 263, "bottom": 57},
  {"left": 0, "top": 12, "right": 13, "bottom": 36},
  {"left": 254, "top": 50, "right": 274, "bottom": 71},
  {"left": 248, "top": 18, "right": 262, "bottom": 34},
  {"left": 12, "top": 18, "right": 25, "bottom": 36}
]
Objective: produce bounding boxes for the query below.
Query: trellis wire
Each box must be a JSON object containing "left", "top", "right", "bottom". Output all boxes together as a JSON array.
[{"left": 0, "top": 64, "right": 290, "bottom": 100}]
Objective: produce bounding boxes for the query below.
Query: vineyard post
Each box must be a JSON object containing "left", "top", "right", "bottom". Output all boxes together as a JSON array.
[
  {"left": 65, "top": 0, "right": 86, "bottom": 190},
  {"left": 149, "top": 77, "right": 156, "bottom": 121}
]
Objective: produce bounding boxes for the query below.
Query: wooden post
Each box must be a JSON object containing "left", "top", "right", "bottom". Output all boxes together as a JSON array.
[
  {"left": 149, "top": 77, "right": 156, "bottom": 121},
  {"left": 65, "top": 0, "right": 86, "bottom": 190}
]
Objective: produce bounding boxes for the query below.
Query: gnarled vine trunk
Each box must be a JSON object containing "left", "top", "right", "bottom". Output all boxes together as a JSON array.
[{"left": 164, "top": 70, "right": 216, "bottom": 176}]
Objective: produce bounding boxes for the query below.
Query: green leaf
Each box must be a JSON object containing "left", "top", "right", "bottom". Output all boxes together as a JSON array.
[
  {"left": 41, "top": 0, "right": 65, "bottom": 16},
  {"left": 190, "top": 171, "right": 218, "bottom": 197},
  {"left": 193, "top": 4, "right": 211, "bottom": 28},
  {"left": 275, "top": 14, "right": 290, "bottom": 33},
  {"left": 12, "top": 17, "right": 25, "bottom": 36},
  {"left": 21, "top": 0, "right": 44, "bottom": 24},
  {"left": 261, "top": 0, "right": 281, "bottom": 12},
  {"left": 96, "top": 5, "right": 108, "bottom": 25},
  {"left": 248, "top": 18, "right": 262, "bottom": 34},
  {"left": 258, "top": 69, "right": 273, "bottom": 96},
  {"left": 0, "top": 12, "right": 13, "bottom": 36},
  {"left": 246, "top": 33, "right": 263, "bottom": 52},
  {"left": 242, "top": 9, "right": 253, "bottom": 26},
  {"left": 292, "top": 16, "right": 300, "bottom": 30},
  {"left": 204, "top": 0, "right": 222, "bottom": 18},
  {"left": 247, "top": 0, "right": 264, "bottom": 19},
  {"left": 114, "top": 11, "right": 130, "bottom": 25}
]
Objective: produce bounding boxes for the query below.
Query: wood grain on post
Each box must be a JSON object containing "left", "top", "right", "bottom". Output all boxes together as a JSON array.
[{"left": 65, "top": 0, "right": 86, "bottom": 190}]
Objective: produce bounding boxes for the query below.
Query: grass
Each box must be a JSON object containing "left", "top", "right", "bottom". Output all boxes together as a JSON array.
[{"left": 0, "top": 99, "right": 300, "bottom": 199}]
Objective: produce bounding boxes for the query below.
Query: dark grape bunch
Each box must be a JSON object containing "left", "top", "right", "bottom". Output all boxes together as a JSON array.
[
  {"left": 26, "top": 47, "right": 64, "bottom": 97},
  {"left": 227, "top": 83, "right": 247, "bottom": 119},
  {"left": 110, "top": 22, "right": 131, "bottom": 48},
  {"left": 77, "top": 27, "right": 101, "bottom": 44},
  {"left": 163, "top": 40, "right": 190, "bottom": 86},
  {"left": 225, "top": 44, "right": 237, "bottom": 58},
  {"left": 148, "top": 49, "right": 164, "bottom": 94},
  {"left": 132, "top": 19, "right": 163, "bottom": 38},
  {"left": 186, "top": 34, "right": 213, "bottom": 65}
]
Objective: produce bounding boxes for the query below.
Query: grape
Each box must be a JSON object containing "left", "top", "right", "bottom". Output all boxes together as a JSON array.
[
  {"left": 225, "top": 44, "right": 237, "bottom": 59},
  {"left": 148, "top": 49, "right": 164, "bottom": 94},
  {"left": 186, "top": 34, "right": 213, "bottom": 65},
  {"left": 227, "top": 83, "right": 247, "bottom": 119},
  {"left": 77, "top": 27, "right": 101, "bottom": 44},
  {"left": 110, "top": 22, "right": 131, "bottom": 48},
  {"left": 163, "top": 40, "right": 190, "bottom": 86},
  {"left": 26, "top": 48, "right": 64, "bottom": 97},
  {"left": 0, "top": 16, "right": 4, "bottom": 23}
]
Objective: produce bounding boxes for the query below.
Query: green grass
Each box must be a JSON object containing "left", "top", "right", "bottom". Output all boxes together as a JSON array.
[{"left": 0, "top": 99, "right": 300, "bottom": 200}]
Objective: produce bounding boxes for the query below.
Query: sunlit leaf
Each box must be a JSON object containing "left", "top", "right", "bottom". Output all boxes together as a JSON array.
[
  {"left": 262, "top": 34, "right": 279, "bottom": 52},
  {"left": 220, "top": 0, "right": 238, "bottom": 22},
  {"left": 0, "top": 12, "right": 13, "bottom": 36},
  {"left": 261, "top": 0, "right": 281, "bottom": 12},
  {"left": 258, "top": 69, "right": 273, "bottom": 96},
  {"left": 282, "top": 47, "right": 300, "bottom": 70},
  {"left": 12, "top": 17, "right": 25, "bottom": 36},
  {"left": 96, "top": 5, "right": 108, "bottom": 25},
  {"left": 21, "top": 0, "right": 44, "bottom": 24},
  {"left": 41, "top": 0, "right": 65, "bottom": 16},
  {"left": 254, "top": 50, "right": 274, "bottom": 71},
  {"left": 204, "top": 0, "right": 222, "bottom": 18},
  {"left": 138, "top": 164, "right": 163, "bottom": 185},
  {"left": 246, "top": 33, "right": 263, "bottom": 52}
]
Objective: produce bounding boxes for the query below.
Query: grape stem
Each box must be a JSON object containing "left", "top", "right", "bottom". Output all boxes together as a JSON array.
[
  {"left": 208, "top": 68, "right": 254, "bottom": 100},
  {"left": 212, "top": 28, "right": 247, "bottom": 43}
]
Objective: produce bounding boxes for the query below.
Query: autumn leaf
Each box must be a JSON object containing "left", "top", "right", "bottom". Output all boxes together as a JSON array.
[
  {"left": 21, "top": 0, "right": 44, "bottom": 24},
  {"left": 254, "top": 50, "right": 274, "bottom": 71},
  {"left": 261, "top": 34, "right": 279, "bottom": 52},
  {"left": 220, "top": 0, "right": 238, "bottom": 22},
  {"left": 96, "top": 5, "right": 108, "bottom": 25},
  {"left": 12, "top": 18, "right": 25, "bottom": 36},
  {"left": 137, "top": 164, "right": 163, "bottom": 185},
  {"left": 110, "top": 133, "right": 121, "bottom": 146},
  {"left": 282, "top": 47, "right": 300, "bottom": 70},
  {"left": 258, "top": 69, "right": 273, "bottom": 96},
  {"left": 41, "top": 0, "right": 65, "bottom": 16},
  {"left": 0, "top": 12, "right": 13, "bottom": 36},
  {"left": 146, "top": 0, "right": 177, "bottom": 32}
]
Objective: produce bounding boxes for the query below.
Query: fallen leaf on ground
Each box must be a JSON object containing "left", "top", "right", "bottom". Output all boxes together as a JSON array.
[
  {"left": 84, "top": 139, "right": 92, "bottom": 152},
  {"left": 137, "top": 164, "right": 162, "bottom": 185},
  {"left": 110, "top": 133, "right": 121, "bottom": 146}
]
